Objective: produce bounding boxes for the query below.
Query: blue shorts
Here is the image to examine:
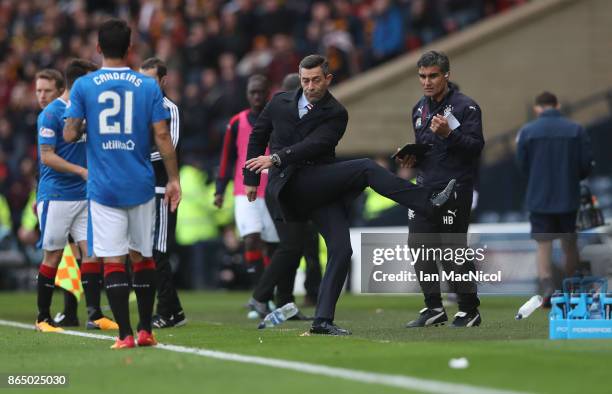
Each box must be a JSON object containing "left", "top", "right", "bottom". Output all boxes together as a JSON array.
[{"left": 529, "top": 211, "right": 577, "bottom": 241}]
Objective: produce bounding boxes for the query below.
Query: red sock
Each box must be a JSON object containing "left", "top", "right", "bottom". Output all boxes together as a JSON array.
[
  {"left": 37, "top": 264, "right": 57, "bottom": 321},
  {"left": 103, "top": 262, "right": 132, "bottom": 339},
  {"left": 81, "top": 261, "right": 102, "bottom": 274},
  {"left": 132, "top": 259, "right": 156, "bottom": 272},
  {"left": 81, "top": 262, "right": 103, "bottom": 320},
  {"left": 245, "top": 250, "right": 263, "bottom": 264},
  {"left": 132, "top": 258, "right": 156, "bottom": 333},
  {"left": 244, "top": 249, "right": 264, "bottom": 285},
  {"left": 104, "top": 262, "right": 125, "bottom": 277},
  {"left": 39, "top": 264, "right": 57, "bottom": 279}
]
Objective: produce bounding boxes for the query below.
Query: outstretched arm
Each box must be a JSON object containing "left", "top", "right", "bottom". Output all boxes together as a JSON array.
[
  {"left": 245, "top": 108, "right": 348, "bottom": 174},
  {"left": 273, "top": 109, "right": 348, "bottom": 167},
  {"left": 243, "top": 101, "right": 274, "bottom": 201}
]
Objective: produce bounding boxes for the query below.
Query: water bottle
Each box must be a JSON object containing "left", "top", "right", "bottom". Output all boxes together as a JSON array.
[
  {"left": 568, "top": 293, "right": 589, "bottom": 319},
  {"left": 605, "top": 293, "right": 612, "bottom": 319},
  {"left": 515, "top": 295, "right": 543, "bottom": 320},
  {"left": 589, "top": 300, "right": 602, "bottom": 319},
  {"left": 258, "top": 302, "right": 298, "bottom": 329}
]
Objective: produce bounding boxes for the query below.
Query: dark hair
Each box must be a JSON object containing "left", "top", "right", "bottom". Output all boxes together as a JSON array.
[
  {"left": 65, "top": 59, "right": 98, "bottom": 89},
  {"left": 535, "top": 91, "right": 558, "bottom": 107},
  {"left": 98, "top": 18, "right": 131, "bottom": 59},
  {"left": 417, "top": 50, "right": 450, "bottom": 74},
  {"left": 299, "top": 54, "right": 329, "bottom": 75},
  {"left": 140, "top": 57, "right": 167, "bottom": 79},
  {"left": 35, "top": 69, "right": 65, "bottom": 91},
  {"left": 281, "top": 73, "right": 300, "bottom": 91}
]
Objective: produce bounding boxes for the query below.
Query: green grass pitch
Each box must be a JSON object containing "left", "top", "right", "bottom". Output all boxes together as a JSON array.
[{"left": 1, "top": 291, "right": 610, "bottom": 393}]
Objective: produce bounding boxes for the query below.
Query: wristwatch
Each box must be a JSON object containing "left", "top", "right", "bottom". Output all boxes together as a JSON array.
[{"left": 270, "top": 153, "right": 281, "bottom": 167}]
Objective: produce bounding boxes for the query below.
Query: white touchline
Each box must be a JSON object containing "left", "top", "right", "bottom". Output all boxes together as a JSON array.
[{"left": 0, "top": 319, "right": 529, "bottom": 394}]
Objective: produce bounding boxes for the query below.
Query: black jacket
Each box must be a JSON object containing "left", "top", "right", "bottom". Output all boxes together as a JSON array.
[
  {"left": 411, "top": 84, "right": 484, "bottom": 190},
  {"left": 516, "top": 109, "right": 593, "bottom": 213},
  {"left": 243, "top": 88, "right": 349, "bottom": 220}
]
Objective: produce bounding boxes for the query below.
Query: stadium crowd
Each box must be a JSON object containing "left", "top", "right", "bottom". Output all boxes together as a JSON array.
[{"left": 0, "top": 0, "right": 526, "bottom": 289}]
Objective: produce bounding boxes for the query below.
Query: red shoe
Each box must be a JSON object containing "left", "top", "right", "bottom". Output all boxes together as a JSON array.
[
  {"left": 110, "top": 335, "right": 135, "bottom": 349},
  {"left": 137, "top": 330, "right": 157, "bottom": 347}
]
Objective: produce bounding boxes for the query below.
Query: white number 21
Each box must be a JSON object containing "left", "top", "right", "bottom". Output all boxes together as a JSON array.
[{"left": 98, "top": 91, "right": 133, "bottom": 134}]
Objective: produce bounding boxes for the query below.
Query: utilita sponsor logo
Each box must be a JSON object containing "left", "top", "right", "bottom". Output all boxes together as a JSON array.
[{"left": 102, "top": 139, "right": 135, "bottom": 151}]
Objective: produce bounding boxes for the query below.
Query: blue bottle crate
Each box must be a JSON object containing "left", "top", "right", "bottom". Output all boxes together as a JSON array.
[
  {"left": 550, "top": 316, "right": 612, "bottom": 340},
  {"left": 549, "top": 276, "right": 612, "bottom": 340}
]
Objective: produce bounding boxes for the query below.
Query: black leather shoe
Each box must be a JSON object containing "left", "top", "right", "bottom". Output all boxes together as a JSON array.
[
  {"left": 309, "top": 321, "right": 352, "bottom": 336},
  {"left": 288, "top": 310, "right": 314, "bottom": 321},
  {"left": 430, "top": 179, "right": 456, "bottom": 207},
  {"left": 450, "top": 310, "right": 481, "bottom": 327}
]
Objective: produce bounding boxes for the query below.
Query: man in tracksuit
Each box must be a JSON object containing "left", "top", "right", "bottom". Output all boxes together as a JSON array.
[
  {"left": 516, "top": 91, "right": 593, "bottom": 305},
  {"left": 398, "top": 51, "right": 484, "bottom": 328},
  {"left": 140, "top": 58, "right": 186, "bottom": 328}
]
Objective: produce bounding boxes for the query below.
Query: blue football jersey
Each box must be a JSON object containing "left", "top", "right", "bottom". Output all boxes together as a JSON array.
[
  {"left": 65, "top": 67, "right": 169, "bottom": 207},
  {"left": 37, "top": 98, "right": 87, "bottom": 202}
]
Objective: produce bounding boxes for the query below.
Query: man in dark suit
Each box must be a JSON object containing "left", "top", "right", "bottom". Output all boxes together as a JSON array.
[
  {"left": 244, "top": 55, "right": 455, "bottom": 335},
  {"left": 246, "top": 73, "right": 320, "bottom": 319}
]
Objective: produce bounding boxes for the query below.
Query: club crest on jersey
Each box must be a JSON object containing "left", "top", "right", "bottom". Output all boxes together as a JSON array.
[
  {"left": 39, "top": 127, "right": 55, "bottom": 138},
  {"left": 415, "top": 118, "right": 422, "bottom": 128}
]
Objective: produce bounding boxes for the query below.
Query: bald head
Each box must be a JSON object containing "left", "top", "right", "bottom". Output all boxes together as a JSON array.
[{"left": 247, "top": 74, "right": 270, "bottom": 113}]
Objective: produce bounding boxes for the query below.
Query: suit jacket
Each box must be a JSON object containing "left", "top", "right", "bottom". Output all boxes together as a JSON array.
[{"left": 243, "top": 88, "right": 349, "bottom": 221}]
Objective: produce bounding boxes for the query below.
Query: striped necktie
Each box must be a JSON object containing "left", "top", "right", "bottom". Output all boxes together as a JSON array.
[{"left": 300, "top": 102, "right": 314, "bottom": 119}]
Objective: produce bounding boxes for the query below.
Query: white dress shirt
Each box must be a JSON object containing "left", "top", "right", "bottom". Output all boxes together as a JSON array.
[{"left": 298, "top": 93, "right": 313, "bottom": 119}]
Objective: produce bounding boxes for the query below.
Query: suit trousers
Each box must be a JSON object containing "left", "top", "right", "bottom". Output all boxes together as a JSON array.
[
  {"left": 302, "top": 222, "right": 321, "bottom": 300},
  {"left": 284, "top": 158, "right": 432, "bottom": 321}
]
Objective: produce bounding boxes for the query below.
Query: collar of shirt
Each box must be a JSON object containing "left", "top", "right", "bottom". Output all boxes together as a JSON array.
[
  {"left": 100, "top": 66, "right": 131, "bottom": 71},
  {"left": 298, "top": 93, "right": 312, "bottom": 119},
  {"left": 540, "top": 108, "right": 562, "bottom": 118}
]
